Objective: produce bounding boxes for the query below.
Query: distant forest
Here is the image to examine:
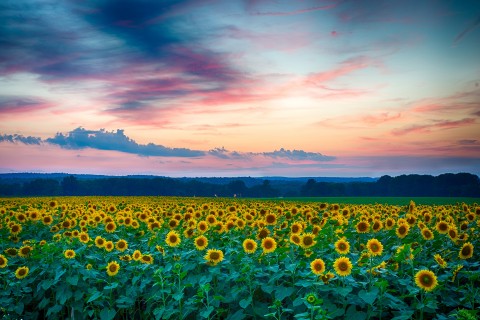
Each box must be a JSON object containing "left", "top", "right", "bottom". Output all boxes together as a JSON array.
[{"left": 0, "top": 173, "right": 479, "bottom": 197}]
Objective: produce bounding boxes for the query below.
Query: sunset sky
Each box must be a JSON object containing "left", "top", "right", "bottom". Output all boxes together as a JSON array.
[{"left": 1, "top": 0, "right": 479, "bottom": 177}]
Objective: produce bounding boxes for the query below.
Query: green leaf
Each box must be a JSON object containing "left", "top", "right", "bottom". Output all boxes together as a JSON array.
[
  {"left": 99, "top": 308, "right": 116, "bottom": 320},
  {"left": 294, "top": 279, "right": 312, "bottom": 287},
  {"left": 391, "top": 311, "right": 415, "bottom": 320},
  {"left": 199, "top": 306, "right": 214, "bottom": 318},
  {"left": 54, "top": 269, "right": 66, "bottom": 281},
  {"left": 337, "top": 286, "right": 352, "bottom": 297},
  {"left": 153, "top": 307, "right": 164, "bottom": 320},
  {"left": 87, "top": 290, "right": 102, "bottom": 303},
  {"left": 239, "top": 297, "right": 252, "bottom": 309},
  {"left": 346, "top": 305, "right": 366, "bottom": 320},
  {"left": 13, "top": 301, "right": 24, "bottom": 315},
  {"left": 40, "top": 279, "right": 54, "bottom": 291},
  {"left": 66, "top": 275, "right": 79, "bottom": 286},
  {"left": 358, "top": 287, "right": 379, "bottom": 305},
  {"left": 275, "top": 286, "right": 295, "bottom": 301},
  {"left": 116, "top": 295, "right": 135, "bottom": 308},
  {"left": 46, "top": 304, "right": 62, "bottom": 317},
  {"left": 293, "top": 297, "right": 304, "bottom": 307},
  {"left": 173, "top": 292, "right": 184, "bottom": 301},
  {"left": 104, "top": 282, "right": 119, "bottom": 290},
  {"left": 227, "top": 309, "right": 246, "bottom": 320}
]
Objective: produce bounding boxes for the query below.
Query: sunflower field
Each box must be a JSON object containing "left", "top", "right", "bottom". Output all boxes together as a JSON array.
[{"left": 0, "top": 197, "right": 479, "bottom": 319}]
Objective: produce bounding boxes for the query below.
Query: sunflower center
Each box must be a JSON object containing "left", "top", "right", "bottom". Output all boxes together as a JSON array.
[
  {"left": 264, "top": 241, "right": 273, "bottom": 249},
  {"left": 303, "top": 237, "right": 313, "bottom": 245},
  {"left": 210, "top": 252, "right": 220, "bottom": 260},
  {"left": 462, "top": 247, "right": 471, "bottom": 256},
  {"left": 339, "top": 262, "right": 348, "bottom": 271}
]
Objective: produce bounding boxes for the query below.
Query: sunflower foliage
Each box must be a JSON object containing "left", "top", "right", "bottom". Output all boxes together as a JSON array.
[{"left": 0, "top": 197, "right": 479, "bottom": 319}]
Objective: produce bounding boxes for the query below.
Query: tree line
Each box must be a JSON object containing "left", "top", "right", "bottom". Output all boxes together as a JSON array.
[{"left": 0, "top": 173, "right": 478, "bottom": 197}]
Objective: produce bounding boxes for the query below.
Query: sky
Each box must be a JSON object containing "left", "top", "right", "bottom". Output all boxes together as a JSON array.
[{"left": 1, "top": 0, "right": 479, "bottom": 177}]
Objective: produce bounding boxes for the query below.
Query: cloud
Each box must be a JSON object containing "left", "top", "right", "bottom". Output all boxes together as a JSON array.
[
  {"left": 0, "top": 96, "right": 55, "bottom": 114},
  {"left": 392, "top": 118, "right": 476, "bottom": 136},
  {"left": 1, "top": 128, "right": 334, "bottom": 163},
  {"left": 454, "top": 15, "right": 480, "bottom": 45},
  {"left": 262, "top": 148, "right": 335, "bottom": 161},
  {"left": 248, "top": 4, "right": 338, "bottom": 16},
  {"left": 0, "top": 134, "right": 42, "bottom": 145},
  {"left": 44, "top": 127, "right": 205, "bottom": 157}
]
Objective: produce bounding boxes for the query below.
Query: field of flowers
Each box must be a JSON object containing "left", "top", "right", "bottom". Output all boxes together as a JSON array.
[{"left": 0, "top": 197, "right": 478, "bottom": 319}]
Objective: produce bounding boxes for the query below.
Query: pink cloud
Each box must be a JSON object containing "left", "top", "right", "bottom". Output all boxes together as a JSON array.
[
  {"left": 0, "top": 96, "right": 56, "bottom": 115},
  {"left": 392, "top": 118, "right": 476, "bottom": 136},
  {"left": 248, "top": 3, "right": 338, "bottom": 16},
  {"left": 305, "top": 56, "right": 372, "bottom": 85}
]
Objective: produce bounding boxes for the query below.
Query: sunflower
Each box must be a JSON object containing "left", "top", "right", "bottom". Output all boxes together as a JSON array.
[
  {"left": 132, "top": 250, "right": 142, "bottom": 261},
  {"left": 421, "top": 228, "right": 434, "bottom": 240},
  {"left": 165, "top": 230, "right": 181, "bottom": 247},
  {"left": 168, "top": 219, "right": 179, "bottom": 229},
  {"left": 4, "top": 248, "right": 17, "bottom": 257},
  {"left": 321, "top": 272, "right": 335, "bottom": 284},
  {"left": 414, "top": 269, "right": 438, "bottom": 292},
  {"left": 459, "top": 242, "right": 474, "bottom": 259},
  {"left": 104, "top": 241, "right": 114, "bottom": 252},
  {"left": 106, "top": 261, "right": 120, "bottom": 276},
  {"left": 86, "top": 263, "right": 93, "bottom": 270},
  {"left": 119, "top": 255, "right": 132, "bottom": 262},
  {"left": 194, "top": 235, "right": 209, "bottom": 251},
  {"left": 156, "top": 245, "right": 165, "bottom": 256},
  {"left": 356, "top": 221, "right": 370, "bottom": 233},
  {"left": 105, "top": 222, "right": 117, "bottom": 233},
  {"left": 197, "top": 221, "right": 209, "bottom": 233},
  {"left": 78, "top": 232, "right": 90, "bottom": 244},
  {"left": 236, "top": 219, "right": 246, "bottom": 229},
  {"left": 261, "top": 237, "right": 277, "bottom": 254},
  {"left": 334, "top": 238, "right": 350, "bottom": 255},
  {"left": 204, "top": 249, "right": 224, "bottom": 265},
  {"left": 366, "top": 238, "right": 383, "bottom": 256},
  {"left": 18, "top": 245, "right": 33, "bottom": 258},
  {"left": 310, "top": 258, "right": 326, "bottom": 275},
  {"left": 0, "top": 254, "right": 7, "bottom": 268},
  {"left": 115, "top": 239, "right": 128, "bottom": 252},
  {"left": 95, "top": 236, "right": 106, "bottom": 248},
  {"left": 333, "top": 257, "right": 353, "bottom": 277},
  {"left": 64, "top": 249, "right": 76, "bottom": 259},
  {"left": 206, "top": 214, "right": 217, "bottom": 225},
  {"left": 289, "top": 234, "right": 301, "bottom": 245},
  {"left": 300, "top": 233, "right": 316, "bottom": 249},
  {"left": 435, "top": 221, "right": 449, "bottom": 234},
  {"left": 42, "top": 216, "right": 53, "bottom": 225},
  {"left": 434, "top": 254, "right": 447, "bottom": 268},
  {"left": 9, "top": 224, "right": 22, "bottom": 235},
  {"left": 257, "top": 228, "right": 270, "bottom": 240},
  {"left": 372, "top": 220, "right": 383, "bottom": 232},
  {"left": 448, "top": 227, "right": 458, "bottom": 241},
  {"left": 243, "top": 239, "right": 257, "bottom": 254},
  {"left": 395, "top": 224, "right": 409, "bottom": 239},
  {"left": 265, "top": 213, "right": 277, "bottom": 226},
  {"left": 15, "top": 266, "right": 29, "bottom": 279},
  {"left": 305, "top": 293, "right": 317, "bottom": 305},
  {"left": 141, "top": 254, "right": 154, "bottom": 264}
]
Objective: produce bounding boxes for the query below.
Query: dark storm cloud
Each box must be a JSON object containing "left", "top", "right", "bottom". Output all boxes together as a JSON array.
[
  {"left": 45, "top": 127, "right": 205, "bottom": 157},
  {"left": 0, "top": 0, "right": 241, "bottom": 92}
]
